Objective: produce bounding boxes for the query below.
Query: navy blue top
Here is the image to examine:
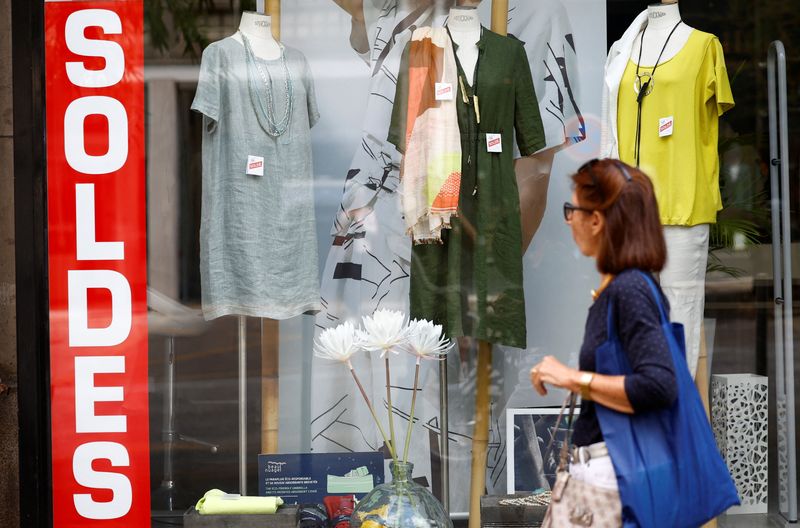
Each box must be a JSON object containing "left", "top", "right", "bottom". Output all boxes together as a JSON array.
[{"left": 572, "top": 270, "right": 679, "bottom": 447}]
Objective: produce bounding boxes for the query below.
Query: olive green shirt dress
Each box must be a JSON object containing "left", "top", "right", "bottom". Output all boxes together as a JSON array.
[{"left": 389, "top": 27, "right": 545, "bottom": 349}]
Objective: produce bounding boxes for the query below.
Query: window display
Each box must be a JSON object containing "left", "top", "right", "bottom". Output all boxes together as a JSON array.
[
  {"left": 309, "top": 2, "right": 591, "bottom": 516},
  {"left": 26, "top": 0, "right": 795, "bottom": 525}
]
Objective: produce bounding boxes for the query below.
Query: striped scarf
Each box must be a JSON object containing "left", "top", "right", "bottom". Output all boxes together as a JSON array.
[{"left": 400, "top": 27, "right": 462, "bottom": 244}]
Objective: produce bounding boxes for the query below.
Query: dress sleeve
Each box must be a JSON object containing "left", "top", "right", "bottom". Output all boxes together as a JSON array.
[
  {"left": 513, "top": 42, "right": 546, "bottom": 157},
  {"left": 705, "top": 37, "right": 735, "bottom": 117},
  {"left": 387, "top": 40, "right": 411, "bottom": 154},
  {"left": 191, "top": 44, "right": 221, "bottom": 126},
  {"left": 612, "top": 273, "right": 678, "bottom": 413},
  {"left": 303, "top": 56, "right": 321, "bottom": 128}
]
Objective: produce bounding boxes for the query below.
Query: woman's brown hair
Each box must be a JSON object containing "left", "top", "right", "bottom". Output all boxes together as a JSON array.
[{"left": 572, "top": 159, "right": 667, "bottom": 275}]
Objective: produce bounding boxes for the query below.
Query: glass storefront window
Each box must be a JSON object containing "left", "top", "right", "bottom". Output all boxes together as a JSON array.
[{"left": 13, "top": 0, "right": 800, "bottom": 525}]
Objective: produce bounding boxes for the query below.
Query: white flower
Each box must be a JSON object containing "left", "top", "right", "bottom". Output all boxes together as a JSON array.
[
  {"left": 359, "top": 309, "right": 410, "bottom": 357},
  {"left": 314, "top": 321, "right": 362, "bottom": 364},
  {"left": 404, "top": 319, "right": 452, "bottom": 361}
]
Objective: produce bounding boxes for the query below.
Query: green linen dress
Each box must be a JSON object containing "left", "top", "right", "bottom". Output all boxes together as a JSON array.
[{"left": 389, "top": 27, "right": 545, "bottom": 349}]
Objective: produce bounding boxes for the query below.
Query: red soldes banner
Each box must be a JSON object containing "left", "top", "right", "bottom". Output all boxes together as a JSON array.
[{"left": 45, "top": 1, "right": 150, "bottom": 525}]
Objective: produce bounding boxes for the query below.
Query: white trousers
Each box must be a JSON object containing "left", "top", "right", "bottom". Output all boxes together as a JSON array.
[
  {"left": 569, "top": 448, "right": 618, "bottom": 491},
  {"left": 660, "top": 224, "right": 710, "bottom": 378}
]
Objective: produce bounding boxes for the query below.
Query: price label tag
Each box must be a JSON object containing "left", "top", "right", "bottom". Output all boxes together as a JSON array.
[
  {"left": 659, "top": 116, "right": 674, "bottom": 138},
  {"left": 246, "top": 155, "right": 265, "bottom": 176},
  {"left": 435, "top": 82, "right": 454, "bottom": 101},
  {"left": 486, "top": 133, "right": 502, "bottom": 153}
]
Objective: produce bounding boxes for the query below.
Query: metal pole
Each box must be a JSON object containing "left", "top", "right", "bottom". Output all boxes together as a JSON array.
[
  {"left": 439, "top": 355, "right": 449, "bottom": 512},
  {"left": 767, "top": 44, "right": 789, "bottom": 517},
  {"left": 776, "top": 40, "right": 797, "bottom": 522},
  {"left": 162, "top": 337, "right": 176, "bottom": 510},
  {"left": 769, "top": 40, "right": 796, "bottom": 522},
  {"left": 238, "top": 315, "right": 247, "bottom": 495}
]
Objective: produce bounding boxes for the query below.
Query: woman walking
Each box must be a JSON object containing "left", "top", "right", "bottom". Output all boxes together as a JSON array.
[{"left": 530, "top": 159, "right": 738, "bottom": 527}]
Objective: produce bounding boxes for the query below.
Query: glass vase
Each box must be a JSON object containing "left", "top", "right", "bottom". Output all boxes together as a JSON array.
[{"left": 351, "top": 461, "right": 453, "bottom": 528}]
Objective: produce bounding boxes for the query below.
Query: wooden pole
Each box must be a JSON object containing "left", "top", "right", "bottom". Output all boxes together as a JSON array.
[
  {"left": 469, "top": 340, "right": 493, "bottom": 527},
  {"left": 267, "top": 0, "right": 280, "bottom": 39},
  {"left": 260, "top": 0, "right": 281, "bottom": 456},
  {"left": 491, "top": 0, "right": 508, "bottom": 36},
  {"left": 467, "top": 4, "right": 507, "bottom": 526}
]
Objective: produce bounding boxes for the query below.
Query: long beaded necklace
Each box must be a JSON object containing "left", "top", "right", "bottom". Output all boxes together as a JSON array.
[
  {"left": 239, "top": 31, "right": 293, "bottom": 137},
  {"left": 632, "top": 20, "right": 682, "bottom": 167}
]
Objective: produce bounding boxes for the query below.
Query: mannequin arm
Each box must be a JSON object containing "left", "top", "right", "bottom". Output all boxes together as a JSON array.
[
  {"left": 516, "top": 146, "right": 557, "bottom": 252},
  {"left": 331, "top": 0, "right": 369, "bottom": 54}
]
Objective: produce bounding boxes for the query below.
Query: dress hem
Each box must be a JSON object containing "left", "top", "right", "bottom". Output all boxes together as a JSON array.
[{"left": 203, "top": 300, "right": 322, "bottom": 321}]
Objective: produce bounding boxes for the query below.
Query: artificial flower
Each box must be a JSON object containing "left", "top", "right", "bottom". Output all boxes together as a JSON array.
[
  {"left": 404, "top": 319, "right": 452, "bottom": 361},
  {"left": 313, "top": 321, "right": 362, "bottom": 364},
  {"left": 359, "top": 309, "right": 410, "bottom": 357}
]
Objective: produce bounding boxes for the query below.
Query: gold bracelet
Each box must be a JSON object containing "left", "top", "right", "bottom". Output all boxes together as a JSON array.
[{"left": 578, "top": 372, "right": 594, "bottom": 402}]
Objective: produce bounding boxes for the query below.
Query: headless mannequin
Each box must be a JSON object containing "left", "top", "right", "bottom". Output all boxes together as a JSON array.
[
  {"left": 232, "top": 11, "right": 281, "bottom": 60},
  {"left": 630, "top": 2, "right": 694, "bottom": 66},
  {"left": 447, "top": 6, "right": 481, "bottom": 85}
]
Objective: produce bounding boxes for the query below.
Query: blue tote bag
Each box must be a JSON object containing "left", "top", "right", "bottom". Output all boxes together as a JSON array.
[{"left": 594, "top": 271, "right": 739, "bottom": 527}]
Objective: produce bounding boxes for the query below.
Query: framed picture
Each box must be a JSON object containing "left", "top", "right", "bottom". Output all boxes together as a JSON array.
[{"left": 506, "top": 407, "right": 578, "bottom": 494}]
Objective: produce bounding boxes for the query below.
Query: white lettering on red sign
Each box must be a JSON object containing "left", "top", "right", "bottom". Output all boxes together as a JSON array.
[{"left": 46, "top": 1, "right": 150, "bottom": 525}]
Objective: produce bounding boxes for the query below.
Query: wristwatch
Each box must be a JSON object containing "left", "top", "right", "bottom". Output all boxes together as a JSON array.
[{"left": 578, "top": 372, "right": 594, "bottom": 402}]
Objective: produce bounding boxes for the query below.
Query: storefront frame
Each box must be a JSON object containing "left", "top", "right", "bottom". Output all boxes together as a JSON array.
[{"left": 13, "top": 0, "right": 53, "bottom": 526}]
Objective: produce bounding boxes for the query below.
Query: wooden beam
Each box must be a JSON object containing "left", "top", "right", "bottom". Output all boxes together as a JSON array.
[
  {"left": 469, "top": 4, "right": 508, "bottom": 525},
  {"left": 469, "top": 340, "right": 493, "bottom": 528},
  {"left": 267, "top": 0, "right": 281, "bottom": 40},
  {"left": 260, "top": 0, "right": 281, "bottom": 455},
  {"left": 490, "top": 0, "right": 508, "bottom": 36}
]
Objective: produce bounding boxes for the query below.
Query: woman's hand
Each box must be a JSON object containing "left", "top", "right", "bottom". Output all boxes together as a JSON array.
[
  {"left": 530, "top": 355, "right": 579, "bottom": 396},
  {"left": 530, "top": 356, "right": 636, "bottom": 414}
]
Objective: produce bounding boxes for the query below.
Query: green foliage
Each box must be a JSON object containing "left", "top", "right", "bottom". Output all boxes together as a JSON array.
[{"left": 143, "top": 0, "right": 257, "bottom": 59}]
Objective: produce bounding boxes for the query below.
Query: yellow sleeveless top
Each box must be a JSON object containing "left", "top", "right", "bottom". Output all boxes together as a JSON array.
[{"left": 618, "top": 30, "right": 734, "bottom": 226}]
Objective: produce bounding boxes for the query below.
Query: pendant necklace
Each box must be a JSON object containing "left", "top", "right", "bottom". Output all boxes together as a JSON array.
[
  {"left": 633, "top": 20, "right": 682, "bottom": 166},
  {"left": 240, "top": 31, "right": 293, "bottom": 137}
]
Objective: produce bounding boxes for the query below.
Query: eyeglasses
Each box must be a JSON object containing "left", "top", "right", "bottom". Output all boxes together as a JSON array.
[
  {"left": 563, "top": 202, "right": 593, "bottom": 221},
  {"left": 578, "top": 158, "right": 633, "bottom": 184}
]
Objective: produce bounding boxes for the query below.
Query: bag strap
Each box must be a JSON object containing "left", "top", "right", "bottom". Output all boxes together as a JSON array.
[
  {"left": 637, "top": 271, "right": 670, "bottom": 326},
  {"left": 545, "top": 393, "right": 578, "bottom": 472},
  {"left": 606, "top": 271, "right": 669, "bottom": 337}
]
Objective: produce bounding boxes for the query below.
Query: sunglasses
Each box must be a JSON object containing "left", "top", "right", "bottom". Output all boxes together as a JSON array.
[{"left": 563, "top": 202, "right": 594, "bottom": 221}]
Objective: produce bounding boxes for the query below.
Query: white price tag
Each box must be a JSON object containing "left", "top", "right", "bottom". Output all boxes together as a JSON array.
[
  {"left": 659, "top": 116, "right": 674, "bottom": 138},
  {"left": 486, "top": 133, "right": 502, "bottom": 153},
  {"left": 435, "top": 82, "right": 454, "bottom": 101},
  {"left": 246, "top": 155, "right": 265, "bottom": 176}
]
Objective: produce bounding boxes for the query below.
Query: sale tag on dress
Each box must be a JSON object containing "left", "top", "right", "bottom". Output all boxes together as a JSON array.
[
  {"left": 486, "top": 133, "right": 502, "bottom": 153},
  {"left": 435, "top": 82, "right": 454, "bottom": 101},
  {"left": 659, "top": 116, "right": 674, "bottom": 137},
  {"left": 246, "top": 155, "right": 265, "bottom": 176}
]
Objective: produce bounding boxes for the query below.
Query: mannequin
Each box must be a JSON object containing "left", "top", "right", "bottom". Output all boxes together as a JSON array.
[
  {"left": 447, "top": 6, "right": 481, "bottom": 85},
  {"left": 231, "top": 11, "right": 281, "bottom": 60},
  {"left": 603, "top": 0, "right": 735, "bottom": 382},
  {"left": 630, "top": 2, "right": 693, "bottom": 66}
]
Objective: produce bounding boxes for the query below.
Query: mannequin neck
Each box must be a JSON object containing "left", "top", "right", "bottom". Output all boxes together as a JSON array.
[
  {"left": 646, "top": 3, "right": 681, "bottom": 31},
  {"left": 239, "top": 11, "right": 277, "bottom": 43},
  {"left": 236, "top": 11, "right": 280, "bottom": 60},
  {"left": 447, "top": 7, "right": 481, "bottom": 36}
]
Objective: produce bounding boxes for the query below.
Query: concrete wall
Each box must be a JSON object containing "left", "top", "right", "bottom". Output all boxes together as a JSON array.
[{"left": 0, "top": 0, "right": 19, "bottom": 524}]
